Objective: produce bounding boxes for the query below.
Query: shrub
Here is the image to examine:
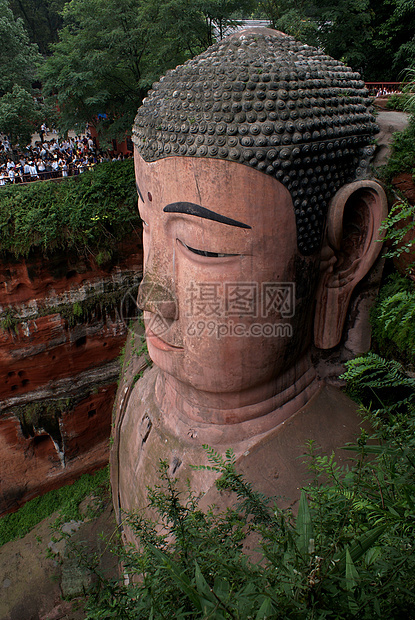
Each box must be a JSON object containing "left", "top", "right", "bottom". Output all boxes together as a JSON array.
[
  {"left": 385, "top": 93, "right": 409, "bottom": 111},
  {"left": 84, "top": 426, "right": 415, "bottom": 619},
  {"left": 379, "top": 199, "right": 415, "bottom": 274},
  {"left": 340, "top": 351, "right": 415, "bottom": 414},
  {"left": 0, "top": 160, "right": 139, "bottom": 258},
  {"left": 370, "top": 274, "right": 415, "bottom": 366},
  {"left": 379, "top": 117, "right": 415, "bottom": 183}
]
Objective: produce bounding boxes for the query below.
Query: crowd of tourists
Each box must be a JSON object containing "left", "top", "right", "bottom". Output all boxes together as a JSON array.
[
  {"left": 0, "top": 125, "right": 131, "bottom": 186},
  {"left": 374, "top": 87, "right": 402, "bottom": 97}
]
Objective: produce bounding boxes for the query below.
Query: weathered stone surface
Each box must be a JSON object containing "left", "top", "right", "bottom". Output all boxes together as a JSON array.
[
  {"left": 392, "top": 172, "right": 415, "bottom": 204},
  {"left": 390, "top": 173, "right": 415, "bottom": 279}
]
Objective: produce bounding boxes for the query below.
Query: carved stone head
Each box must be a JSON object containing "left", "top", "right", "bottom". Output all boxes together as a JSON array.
[{"left": 131, "top": 28, "right": 387, "bottom": 425}]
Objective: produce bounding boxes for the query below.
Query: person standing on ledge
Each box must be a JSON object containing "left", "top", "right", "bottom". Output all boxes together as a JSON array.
[{"left": 111, "top": 28, "right": 388, "bottom": 544}]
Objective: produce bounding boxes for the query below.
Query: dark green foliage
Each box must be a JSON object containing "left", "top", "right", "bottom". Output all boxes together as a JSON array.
[
  {"left": 0, "top": 159, "right": 139, "bottom": 258},
  {"left": 0, "top": 83, "right": 43, "bottom": 146},
  {"left": 40, "top": 0, "right": 255, "bottom": 143},
  {"left": 0, "top": 0, "right": 44, "bottom": 143},
  {"left": 0, "top": 466, "right": 109, "bottom": 545},
  {"left": 0, "top": 0, "right": 42, "bottom": 94},
  {"left": 341, "top": 351, "right": 415, "bottom": 414},
  {"left": 258, "top": 0, "right": 415, "bottom": 79},
  {"left": 386, "top": 93, "right": 409, "bottom": 111},
  {"left": 379, "top": 117, "right": 415, "bottom": 183},
  {"left": 0, "top": 307, "right": 19, "bottom": 332},
  {"left": 9, "top": 0, "right": 65, "bottom": 56},
  {"left": 84, "top": 428, "right": 415, "bottom": 619},
  {"left": 370, "top": 274, "right": 415, "bottom": 366},
  {"left": 363, "top": 0, "right": 415, "bottom": 80}
]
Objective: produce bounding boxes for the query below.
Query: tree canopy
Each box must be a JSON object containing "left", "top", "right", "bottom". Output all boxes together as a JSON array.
[
  {"left": 0, "top": 0, "right": 43, "bottom": 144},
  {"left": 1, "top": 0, "right": 415, "bottom": 144},
  {"left": 0, "top": 0, "right": 41, "bottom": 94},
  {"left": 40, "top": 0, "right": 255, "bottom": 143},
  {"left": 366, "top": 0, "right": 415, "bottom": 81},
  {"left": 258, "top": 0, "right": 415, "bottom": 80},
  {"left": 8, "top": 0, "right": 65, "bottom": 55}
]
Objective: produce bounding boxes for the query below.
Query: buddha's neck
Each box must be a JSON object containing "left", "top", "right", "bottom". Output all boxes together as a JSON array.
[{"left": 155, "top": 353, "right": 320, "bottom": 443}]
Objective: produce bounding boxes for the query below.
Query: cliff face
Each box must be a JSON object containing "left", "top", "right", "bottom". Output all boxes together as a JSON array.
[{"left": 0, "top": 237, "right": 143, "bottom": 515}]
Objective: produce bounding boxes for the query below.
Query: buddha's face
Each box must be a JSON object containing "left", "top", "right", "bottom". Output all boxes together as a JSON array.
[{"left": 135, "top": 152, "right": 319, "bottom": 394}]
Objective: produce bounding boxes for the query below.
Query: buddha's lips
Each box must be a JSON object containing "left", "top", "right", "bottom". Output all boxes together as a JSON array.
[{"left": 146, "top": 328, "right": 184, "bottom": 351}]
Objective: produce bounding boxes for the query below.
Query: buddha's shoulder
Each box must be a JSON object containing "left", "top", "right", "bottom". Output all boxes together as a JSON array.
[{"left": 200, "top": 384, "right": 365, "bottom": 512}]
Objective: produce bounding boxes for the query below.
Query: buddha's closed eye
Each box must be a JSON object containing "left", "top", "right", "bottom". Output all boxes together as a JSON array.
[{"left": 180, "top": 240, "right": 239, "bottom": 258}]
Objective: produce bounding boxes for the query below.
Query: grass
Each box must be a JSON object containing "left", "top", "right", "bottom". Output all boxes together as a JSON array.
[{"left": 0, "top": 466, "right": 109, "bottom": 546}]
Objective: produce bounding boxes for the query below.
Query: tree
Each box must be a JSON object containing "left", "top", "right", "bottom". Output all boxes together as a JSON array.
[
  {"left": 0, "top": 84, "right": 42, "bottom": 145},
  {"left": 260, "top": 0, "right": 371, "bottom": 72},
  {"left": 311, "top": 0, "right": 372, "bottom": 73},
  {"left": 0, "top": 0, "right": 43, "bottom": 144},
  {"left": 0, "top": 0, "right": 41, "bottom": 94},
  {"left": 40, "top": 0, "right": 255, "bottom": 143},
  {"left": 259, "top": 0, "right": 415, "bottom": 80},
  {"left": 8, "top": 0, "right": 66, "bottom": 55},
  {"left": 259, "top": 0, "right": 318, "bottom": 44},
  {"left": 365, "top": 0, "right": 415, "bottom": 81},
  {"left": 198, "top": 0, "right": 256, "bottom": 43}
]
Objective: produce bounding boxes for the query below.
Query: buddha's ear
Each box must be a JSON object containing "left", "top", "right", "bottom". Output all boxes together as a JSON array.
[{"left": 314, "top": 180, "right": 388, "bottom": 349}]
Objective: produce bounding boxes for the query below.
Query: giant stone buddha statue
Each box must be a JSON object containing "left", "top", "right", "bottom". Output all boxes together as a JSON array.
[{"left": 111, "top": 28, "right": 387, "bottom": 543}]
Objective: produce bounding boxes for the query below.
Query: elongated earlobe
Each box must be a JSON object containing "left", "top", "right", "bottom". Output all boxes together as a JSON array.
[{"left": 314, "top": 180, "right": 388, "bottom": 349}]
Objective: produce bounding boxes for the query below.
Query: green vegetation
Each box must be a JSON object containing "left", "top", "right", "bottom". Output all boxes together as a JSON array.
[
  {"left": 0, "top": 159, "right": 139, "bottom": 258},
  {"left": 379, "top": 199, "right": 415, "bottom": 266},
  {"left": 386, "top": 93, "right": 409, "bottom": 111},
  {"left": 0, "top": 466, "right": 109, "bottom": 546},
  {"left": 341, "top": 351, "right": 415, "bottom": 414},
  {"left": 39, "top": 0, "right": 255, "bottom": 143},
  {"left": 379, "top": 117, "right": 415, "bottom": 183},
  {"left": 379, "top": 66, "right": 415, "bottom": 183},
  {"left": 0, "top": 307, "right": 19, "bottom": 333},
  {"left": 83, "top": 412, "right": 415, "bottom": 619},
  {"left": 257, "top": 0, "right": 415, "bottom": 81},
  {"left": 2, "top": 0, "right": 415, "bottom": 142},
  {"left": 8, "top": 0, "right": 65, "bottom": 56},
  {"left": 370, "top": 274, "right": 415, "bottom": 367},
  {"left": 39, "top": 0, "right": 414, "bottom": 141},
  {"left": 0, "top": 0, "right": 43, "bottom": 144},
  {"left": 402, "top": 68, "right": 415, "bottom": 115}
]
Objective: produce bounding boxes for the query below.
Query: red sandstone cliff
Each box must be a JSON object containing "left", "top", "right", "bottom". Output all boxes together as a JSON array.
[{"left": 0, "top": 237, "right": 143, "bottom": 515}]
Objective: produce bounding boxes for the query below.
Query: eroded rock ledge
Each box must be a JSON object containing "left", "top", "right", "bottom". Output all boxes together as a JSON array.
[{"left": 0, "top": 238, "right": 142, "bottom": 515}]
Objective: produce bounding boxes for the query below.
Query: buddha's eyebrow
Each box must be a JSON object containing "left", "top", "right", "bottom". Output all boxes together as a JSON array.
[
  {"left": 136, "top": 182, "right": 144, "bottom": 202},
  {"left": 163, "top": 202, "right": 251, "bottom": 229}
]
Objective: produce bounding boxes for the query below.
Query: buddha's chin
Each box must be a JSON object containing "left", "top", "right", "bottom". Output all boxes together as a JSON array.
[{"left": 152, "top": 354, "right": 301, "bottom": 402}]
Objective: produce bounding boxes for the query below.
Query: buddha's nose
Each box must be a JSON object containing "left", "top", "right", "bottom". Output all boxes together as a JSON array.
[{"left": 138, "top": 276, "right": 178, "bottom": 320}]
